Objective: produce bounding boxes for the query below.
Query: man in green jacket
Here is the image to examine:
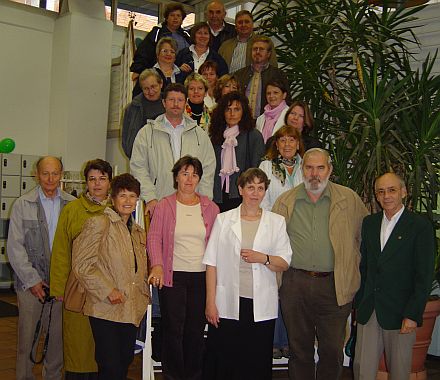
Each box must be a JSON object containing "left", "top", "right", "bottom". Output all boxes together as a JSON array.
[
  {"left": 50, "top": 159, "right": 112, "bottom": 380},
  {"left": 353, "top": 173, "right": 435, "bottom": 380}
]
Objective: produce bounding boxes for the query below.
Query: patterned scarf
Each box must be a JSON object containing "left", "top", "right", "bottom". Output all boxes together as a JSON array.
[
  {"left": 261, "top": 100, "right": 287, "bottom": 143},
  {"left": 220, "top": 125, "right": 240, "bottom": 193},
  {"left": 271, "top": 155, "right": 298, "bottom": 186}
]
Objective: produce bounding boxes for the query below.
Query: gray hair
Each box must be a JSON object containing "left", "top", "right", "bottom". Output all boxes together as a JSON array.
[
  {"left": 139, "top": 68, "right": 163, "bottom": 84},
  {"left": 156, "top": 37, "right": 177, "bottom": 57},
  {"left": 302, "top": 148, "right": 332, "bottom": 167}
]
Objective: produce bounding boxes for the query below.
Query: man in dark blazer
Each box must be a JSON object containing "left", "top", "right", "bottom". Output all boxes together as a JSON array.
[{"left": 353, "top": 172, "right": 435, "bottom": 380}]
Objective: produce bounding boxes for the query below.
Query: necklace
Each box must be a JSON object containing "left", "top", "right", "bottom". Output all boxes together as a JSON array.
[{"left": 241, "top": 205, "right": 262, "bottom": 219}]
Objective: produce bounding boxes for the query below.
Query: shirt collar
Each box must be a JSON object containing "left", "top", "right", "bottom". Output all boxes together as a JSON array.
[
  {"left": 209, "top": 22, "right": 225, "bottom": 36},
  {"left": 383, "top": 204, "right": 405, "bottom": 222},
  {"left": 38, "top": 186, "right": 60, "bottom": 201},
  {"left": 164, "top": 115, "right": 185, "bottom": 129},
  {"left": 252, "top": 62, "right": 270, "bottom": 73},
  {"left": 189, "top": 45, "right": 210, "bottom": 58}
]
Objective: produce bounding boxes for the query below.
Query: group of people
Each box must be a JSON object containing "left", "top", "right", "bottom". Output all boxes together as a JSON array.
[{"left": 6, "top": 1, "right": 437, "bottom": 380}]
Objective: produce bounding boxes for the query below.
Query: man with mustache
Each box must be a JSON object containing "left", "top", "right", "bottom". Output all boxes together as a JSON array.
[{"left": 272, "top": 148, "right": 368, "bottom": 380}]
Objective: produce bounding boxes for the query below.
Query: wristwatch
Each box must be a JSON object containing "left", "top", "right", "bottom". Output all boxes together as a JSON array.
[{"left": 264, "top": 254, "right": 270, "bottom": 266}]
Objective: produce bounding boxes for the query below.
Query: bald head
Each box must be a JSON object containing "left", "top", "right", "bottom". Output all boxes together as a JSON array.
[
  {"left": 36, "top": 156, "right": 63, "bottom": 198},
  {"left": 206, "top": 1, "right": 226, "bottom": 30},
  {"left": 374, "top": 172, "right": 407, "bottom": 219}
]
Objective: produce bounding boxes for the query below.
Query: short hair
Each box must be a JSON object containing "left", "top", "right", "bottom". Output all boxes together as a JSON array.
[
  {"left": 156, "top": 37, "right": 177, "bottom": 57},
  {"left": 209, "top": 91, "right": 254, "bottom": 146},
  {"left": 374, "top": 172, "right": 406, "bottom": 191},
  {"left": 235, "top": 10, "right": 253, "bottom": 22},
  {"left": 213, "top": 74, "right": 240, "bottom": 102},
  {"left": 284, "top": 101, "right": 315, "bottom": 134},
  {"left": 172, "top": 155, "right": 203, "bottom": 189},
  {"left": 266, "top": 126, "right": 304, "bottom": 160},
  {"left": 237, "top": 168, "right": 271, "bottom": 190},
  {"left": 164, "top": 2, "right": 186, "bottom": 22},
  {"left": 199, "top": 60, "right": 219, "bottom": 76},
  {"left": 205, "top": 0, "right": 226, "bottom": 12},
  {"left": 163, "top": 83, "right": 188, "bottom": 99},
  {"left": 139, "top": 68, "right": 163, "bottom": 84},
  {"left": 36, "top": 156, "right": 63, "bottom": 172},
  {"left": 265, "top": 80, "right": 288, "bottom": 95},
  {"left": 110, "top": 173, "right": 140, "bottom": 198},
  {"left": 190, "top": 22, "right": 212, "bottom": 46},
  {"left": 252, "top": 35, "right": 273, "bottom": 53},
  {"left": 302, "top": 148, "right": 332, "bottom": 167},
  {"left": 83, "top": 159, "right": 113, "bottom": 181},
  {"left": 184, "top": 72, "right": 209, "bottom": 91}
]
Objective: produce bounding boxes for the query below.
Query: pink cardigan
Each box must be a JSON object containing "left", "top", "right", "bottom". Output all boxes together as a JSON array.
[{"left": 147, "top": 192, "right": 220, "bottom": 287}]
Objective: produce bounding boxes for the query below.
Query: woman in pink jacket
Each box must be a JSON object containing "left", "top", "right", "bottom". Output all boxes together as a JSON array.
[{"left": 147, "top": 155, "right": 219, "bottom": 380}]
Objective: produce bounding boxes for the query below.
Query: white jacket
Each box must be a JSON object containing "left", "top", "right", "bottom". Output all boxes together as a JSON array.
[
  {"left": 130, "top": 113, "right": 216, "bottom": 202},
  {"left": 255, "top": 106, "right": 289, "bottom": 139},
  {"left": 259, "top": 155, "right": 303, "bottom": 210},
  {"left": 203, "top": 205, "right": 292, "bottom": 322}
]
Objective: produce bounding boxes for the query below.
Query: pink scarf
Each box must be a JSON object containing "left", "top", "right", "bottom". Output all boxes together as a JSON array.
[
  {"left": 262, "top": 100, "right": 287, "bottom": 143},
  {"left": 220, "top": 125, "right": 240, "bottom": 193}
]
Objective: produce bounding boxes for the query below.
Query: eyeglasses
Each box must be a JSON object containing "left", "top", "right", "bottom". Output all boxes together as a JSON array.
[
  {"left": 252, "top": 47, "right": 268, "bottom": 52},
  {"left": 87, "top": 176, "right": 109, "bottom": 183},
  {"left": 375, "top": 187, "right": 399, "bottom": 196},
  {"left": 160, "top": 49, "right": 176, "bottom": 55}
]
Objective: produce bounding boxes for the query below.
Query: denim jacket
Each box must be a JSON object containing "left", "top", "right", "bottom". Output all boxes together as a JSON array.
[{"left": 7, "top": 186, "right": 75, "bottom": 291}]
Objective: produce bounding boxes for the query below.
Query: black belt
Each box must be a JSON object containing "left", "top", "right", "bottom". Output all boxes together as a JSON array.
[{"left": 293, "top": 268, "right": 333, "bottom": 278}]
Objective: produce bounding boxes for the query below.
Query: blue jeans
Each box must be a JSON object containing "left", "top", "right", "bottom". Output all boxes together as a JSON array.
[{"left": 273, "top": 302, "right": 289, "bottom": 348}]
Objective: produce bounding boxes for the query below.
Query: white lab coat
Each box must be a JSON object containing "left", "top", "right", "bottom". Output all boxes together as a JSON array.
[{"left": 203, "top": 205, "right": 292, "bottom": 322}]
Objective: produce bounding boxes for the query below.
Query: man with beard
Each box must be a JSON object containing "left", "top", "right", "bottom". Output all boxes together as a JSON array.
[{"left": 272, "top": 148, "right": 368, "bottom": 380}]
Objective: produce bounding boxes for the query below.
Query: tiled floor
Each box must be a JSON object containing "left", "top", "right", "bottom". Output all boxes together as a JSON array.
[{"left": 2, "top": 289, "right": 440, "bottom": 380}]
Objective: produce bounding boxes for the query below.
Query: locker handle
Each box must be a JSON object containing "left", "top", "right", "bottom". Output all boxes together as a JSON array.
[
  {"left": 22, "top": 182, "right": 26, "bottom": 190},
  {"left": 2, "top": 181, "right": 5, "bottom": 189},
  {"left": 1, "top": 247, "right": 4, "bottom": 255},
  {"left": 1, "top": 203, "right": 5, "bottom": 211},
  {"left": 23, "top": 159, "right": 27, "bottom": 169},
  {"left": 3, "top": 158, "right": 7, "bottom": 167}
]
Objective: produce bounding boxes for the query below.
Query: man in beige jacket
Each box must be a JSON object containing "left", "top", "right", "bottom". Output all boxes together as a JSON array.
[{"left": 272, "top": 148, "right": 368, "bottom": 380}]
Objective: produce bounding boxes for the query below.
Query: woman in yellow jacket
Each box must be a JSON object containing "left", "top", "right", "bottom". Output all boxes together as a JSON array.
[{"left": 72, "top": 174, "right": 150, "bottom": 380}]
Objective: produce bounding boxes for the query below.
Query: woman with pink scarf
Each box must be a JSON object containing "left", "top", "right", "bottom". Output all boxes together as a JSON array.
[
  {"left": 209, "top": 91, "right": 265, "bottom": 212},
  {"left": 256, "top": 81, "right": 289, "bottom": 144}
]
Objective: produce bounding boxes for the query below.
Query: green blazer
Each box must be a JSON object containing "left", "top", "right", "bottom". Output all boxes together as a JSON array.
[{"left": 355, "top": 209, "right": 435, "bottom": 329}]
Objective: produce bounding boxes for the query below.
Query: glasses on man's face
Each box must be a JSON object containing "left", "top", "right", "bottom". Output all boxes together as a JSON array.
[
  {"left": 160, "top": 49, "right": 176, "bottom": 55},
  {"left": 252, "top": 47, "right": 267, "bottom": 52},
  {"left": 375, "top": 187, "right": 399, "bottom": 196}
]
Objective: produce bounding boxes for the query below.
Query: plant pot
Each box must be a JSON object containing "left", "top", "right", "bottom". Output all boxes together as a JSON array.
[
  {"left": 377, "top": 298, "right": 440, "bottom": 380},
  {"left": 369, "top": 0, "right": 429, "bottom": 7}
]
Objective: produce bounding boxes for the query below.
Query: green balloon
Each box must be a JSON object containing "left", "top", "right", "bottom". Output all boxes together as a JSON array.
[{"left": 0, "top": 138, "right": 16, "bottom": 153}]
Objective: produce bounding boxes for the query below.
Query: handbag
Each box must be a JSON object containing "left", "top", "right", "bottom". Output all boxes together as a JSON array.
[{"left": 64, "top": 270, "right": 86, "bottom": 313}]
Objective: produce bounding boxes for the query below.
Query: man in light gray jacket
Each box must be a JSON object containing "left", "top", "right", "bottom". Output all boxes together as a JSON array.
[
  {"left": 8, "top": 156, "right": 75, "bottom": 380},
  {"left": 130, "top": 83, "right": 216, "bottom": 216}
]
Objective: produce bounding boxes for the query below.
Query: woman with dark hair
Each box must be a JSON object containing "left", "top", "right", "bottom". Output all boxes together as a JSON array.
[
  {"left": 209, "top": 91, "right": 265, "bottom": 212},
  {"left": 284, "top": 101, "right": 322, "bottom": 151},
  {"left": 213, "top": 74, "right": 240, "bottom": 103},
  {"left": 199, "top": 60, "right": 219, "bottom": 111},
  {"left": 203, "top": 168, "right": 292, "bottom": 380},
  {"left": 72, "top": 173, "right": 150, "bottom": 380},
  {"left": 184, "top": 73, "right": 211, "bottom": 130},
  {"left": 147, "top": 156, "right": 219, "bottom": 380},
  {"left": 259, "top": 125, "right": 304, "bottom": 211},
  {"left": 256, "top": 81, "right": 289, "bottom": 144},
  {"left": 176, "top": 22, "right": 228, "bottom": 76},
  {"left": 130, "top": 2, "right": 190, "bottom": 96},
  {"left": 50, "top": 159, "right": 113, "bottom": 379}
]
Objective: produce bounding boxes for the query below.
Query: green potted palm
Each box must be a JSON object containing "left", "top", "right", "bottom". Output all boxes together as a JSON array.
[{"left": 253, "top": 0, "right": 440, "bottom": 376}]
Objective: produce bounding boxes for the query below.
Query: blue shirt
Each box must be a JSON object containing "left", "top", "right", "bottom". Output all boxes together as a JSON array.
[{"left": 38, "top": 187, "right": 61, "bottom": 250}]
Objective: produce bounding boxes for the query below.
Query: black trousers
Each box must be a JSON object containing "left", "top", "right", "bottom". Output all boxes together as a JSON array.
[
  {"left": 89, "top": 317, "right": 137, "bottom": 380},
  {"left": 65, "top": 372, "right": 98, "bottom": 380},
  {"left": 159, "top": 271, "right": 206, "bottom": 380},
  {"left": 204, "top": 297, "right": 275, "bottom": 380}
]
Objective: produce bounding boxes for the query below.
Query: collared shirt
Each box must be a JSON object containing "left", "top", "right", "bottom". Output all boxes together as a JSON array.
[
  {"left": 287, "top": 184, "right": 335, "bottom": 272},
  {"left": 163, "top": 115, "right": 185, "bottom": 161},
  {"left": 246, "top": 63, "right": 270, "bottom": 118},
  {"left": 229, "top": 39, "right": 248, "bottom": 73},
  {"left": 380, "top": 205, "right": 405, "bottom": 251},
  {"left": 38, "top": 187, "right": 61, "bottom": 250},
  {"left": 153, "top": 63, "right": 181, "bottom": 85},
  {"left": 189, "top": 45, "right": 210, "bottom": 73},
  {"left": 209, "top": 22, "right": 225, "bottom": 37}
]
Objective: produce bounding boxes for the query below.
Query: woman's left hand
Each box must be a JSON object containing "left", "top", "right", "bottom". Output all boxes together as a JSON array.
[
  {"left": 148, "top": 265, "right": 164, "bottom": 289},
  {"left": 240, "top": 249, "right": 266, "bottom": 264},
  {"left": 180, "top": 63, "right": 192, "bottom": 73}
]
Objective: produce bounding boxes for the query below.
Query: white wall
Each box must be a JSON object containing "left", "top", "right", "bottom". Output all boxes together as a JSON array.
[{"left": 0, "top": 1, "right": 56, "bottom": 155}]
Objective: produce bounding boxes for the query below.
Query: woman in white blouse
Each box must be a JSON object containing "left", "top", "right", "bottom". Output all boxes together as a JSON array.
[
  {"left": 203, "top": 168, "right": 292, "bottom": 380},
  {"left": 256, "top": 80, "right": 289, "bottom": 144},
  {"left": 259, "top": 125, "right": 304, "bottom": 211}
]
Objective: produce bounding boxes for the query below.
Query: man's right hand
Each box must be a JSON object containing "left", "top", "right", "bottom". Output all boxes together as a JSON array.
[
  {"left": 145, "top": 199, "right": 158, "bottom": 217},
  {"left": 30, "top": 281, "right": 48, "bottom": 303}
]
